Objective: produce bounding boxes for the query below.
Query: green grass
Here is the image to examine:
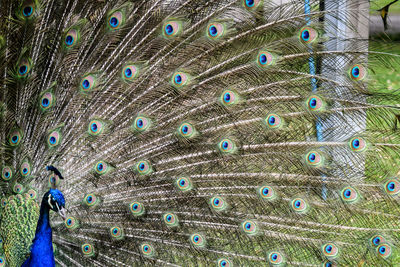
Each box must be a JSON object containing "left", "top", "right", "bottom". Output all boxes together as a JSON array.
[{"left": 370, "top": 0, "right": 400, "bottom": 14}]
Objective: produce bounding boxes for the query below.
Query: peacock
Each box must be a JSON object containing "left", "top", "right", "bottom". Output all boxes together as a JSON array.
[{"left": 0, "top": 0, "right": 400, "bottom": 266}]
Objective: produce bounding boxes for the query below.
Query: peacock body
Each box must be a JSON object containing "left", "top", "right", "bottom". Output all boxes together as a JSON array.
[{"left": 0, "top": 0, "right": 400, "bottom": 266}]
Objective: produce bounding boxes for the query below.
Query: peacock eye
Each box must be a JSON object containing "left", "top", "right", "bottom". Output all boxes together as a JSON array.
[
  {"left": 17, "top": 59, "right": 31, "bottom": 78},
  {"left": 220, "top": 90, "right": 238, "bottom": 106},
  {"left": 130, "top": 201, "right": 145, "bottom": 216},
  {"left": 136, "top": 160, "right": 152, "bottom": 175},
  {"left": 370, "top": 235, "right": 386, "bottom": 247},
  {"left": 163, "top": 21, "right": 182, "bottom": 37},
  {"left": 108, "top": 11, "right": 124, "bottom": 30},
  {"left": 291, "top": 198, "right": 307, "bottom": 213},
  {"left": 210, "top": 196, "right": 227, "bottom": 211},
  {"left": 349, "top": 64, "right": 366, "bottom": 81},
  {"left": 207, "top": 23, "right": 224, "bottom": 39},
  {"left": 218, "top": 138, "right": 236, "bottom": 154},
  {"left": 265, "top": 113, "right": 283, "bottom": 129},
  {"left": 384, "top": 179, "right": 400, "bottom": 196},
  {"left": 163, "top": 213, "right": 179, "bottom": 227},
  {"left": 122, "top": 64, "right": 139, "bottom": 81},
  {"left": 176, "top": 177, "right": 192, "bottom": 192},
  {"left": 257, "top": 51, "right": 275, "bottom": 67},
  {"left": 322, "top": 243, "right": 339, "bottom": 258},
  {"left": 241, "top": 220, "right": 258, "bottom": 235},
  {"left": 340, "top": 186, "right": 359, "bottom": 203},
  {"left": 81, "top": 243, "right": 95, "bottom": 257},
  {"left": 258, "top": 186, "right": 275, "bottom": 200},
  {"left": 217, "top": 258, "right": 232, "bottom": 267},
  {"left": 47, "top": 130, "right": 61, "bottom": 147},
  {"left": 190, "top": 233, "right": 205, "bottom": 248},
  {"left": 110, "top": 226, "right": 124, "bottom": 240},
  {"left": 21, "top": 1, "right": 36, "bottom": 19},
  {"left": 141, "top": 243, "right": 155, "bottom": 257},
  {"left": 9, "top": 129, "right": 23, "bottom": 146},
  {"left": 2, "top": 166, "right": 13, "bottom": 181},
  {"left": 84, "top": 193, "right": 99, "bottom": 207},
  {"left": 171, "top": 72, "right": 189, "bottom": 89},
  {"left": 300, "top": 26, "right": 318, "bottom": 44},
  {"left": 268, "top": 252, "right": 284, "bottom": 265},
  {"left": 243, "top": 0, "right": 261, "bottom": 9},
  {"left": 377, "top": 244, "right": 391, "bottom": 258},
  {"left": 40, "top": 92, "right": 55, "bottom": 111},
  {"left": 64, "top": 29, "right": 79, "bottom": 48},
  {"left": 79, "top": 74, "right": 97, "bottom": 93}
]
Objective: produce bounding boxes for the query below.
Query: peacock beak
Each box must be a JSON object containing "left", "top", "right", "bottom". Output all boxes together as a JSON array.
[{"left": 58, "top": 206, "right": 67, "bottom": 220}]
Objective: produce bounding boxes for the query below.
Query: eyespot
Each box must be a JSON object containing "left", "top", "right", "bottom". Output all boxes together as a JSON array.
[
  {"left": 257, "top": 51, "right": 275, "bottom": 67},
  {"left": 218, "top": 138, "right": 236, "bottom": 154},
  {"left": 241, "top": 220, "right": 258, "bottom": 236},
  {"left": 220, "top": 90, "right": 237, "bottom": 106},
  {"left": 190, "top": 233, "right": 206, "bottom": 248},
  {"left": 88, "top": 120, "right": 104, "bottom": 136},
  {"left": 122, "top": 64, "right": 139, "bottom": 81},
  {"left": 110, "top": 226, "right": 124, "bottom": 240},
  {"left": 21, "top": 1, "right": 35, "bottom": 19},
  {"left": 210, "top": 196, "right": 227, "bottom": 212},
  {"left": 27, "top": 189, "right": 37, "bottom": 199},
  {"left": 48, "top": 173, "right": 60, "bottom": 187},
  {"left": 178, "top": 122, "right": 195, "bottom": 138},
  {"left": 268, "top": 252, "right": 284, "bottom": 265},
  {"left": 13, "top": 183, "right": 24, "bottom": 194},
  {"left": 340, "top": 186, "right": 359, "bottom": 203},
  {"left": 20, "top": 162, "right": 31, "bottom": 177},
  {"left": 349, "top": 64, "right": 366, "bottom": 81},
  {"left": 64, "top": 29, "right": 79, "bottom": 48},
  {"left": 133, "top": 116, "right": 151, "bottom": 132},
  {"left": 306, "top": 95, "right": 324, "bottom": 111},
  {"left": 130, "top": 201, "right": 145, "bottom": 216},
  {"left": 80, "top": 75, "right": 96, "bottom": 92},
  {"left": 9, "top": 129, "right": 23, "bottom": 146},
  {"left": 265, "top": 113, "right": 282, "bottom": 129},
  {"left": 291, "top": 198, "right": 307, "bottom": 213},
  {"left": 176, "top": 177, "right": 192, "bottom": 192},
  {"left": 163, "top": 213, "right": 179, "bottom": 227},
  {"left": 47, "top": 130, "right": 61, "bottom": 147},
  {"left": 0, "top": 256, "right": 5, "bottom": 266},
  {"left": 376, "top": 243, "right": 391, "bottom": 259},
  {"left": 65, "top": 217, "right": 79, "bottom": 230},
  {"left": 1, "top": 198, "right": 7, "bottom": 207},
  {"left": 94, "top": 160, "right": 111, "bottom": 175},
  {"left": 322, "top": 243, "right": 339, "bottom": 258},
  {"left": 136, "top": 160, "right": 152, "bottom": 175},
  {"left": 258, "top": 186, "right": 275, "bottom": 200},
  {"left": 17, "top": 59, "right": 31, "bottom": 78},
  {"left": 217, "top": 258, "right": 232, "bottom": 267},
  {"left": 40, "top": 92, "right": 55, "bottom": 111},
  {"left": 370, "top": 235, "right": 386, "bottom": 247},
  {"left": 108, "top": 11, "right": 124, "bottom": 30},
  {"left": 2, "top": 166, "right": 13, "bottom": 181},
  {"left": 349, "top": 137, "right": 367, "bottom": 152},
  {"left": 84, "top": 193, "right": 99, "bottom": 207},
  {"left": 243, "top": 0, "right": 261, "bottom": 10},
  {"left": 300, "top": 26, "right": 318, "bottom": 44},
  {"left": 207, "top": 23, "right": 224, "bottom": 39},
  {"left": 305, "top": 151, "right": 324, "bottom": 167},
  {"left": 384, "top": 179, "right": 400, "bottom": 196},
  {"left": 171, "top": 72, "right": 189, "bottom": 89},
  {"left": 141, "top": 243, "right": 155, "bottom": 257},
  {"left": 81, "top": 243, "right": 95, "bottom": 257},
  {"left": 163, "top": 21, "right": 182, "bottom": 37},
  {"left": 322, "top": 260, "right": 336, "bottom": 267}
]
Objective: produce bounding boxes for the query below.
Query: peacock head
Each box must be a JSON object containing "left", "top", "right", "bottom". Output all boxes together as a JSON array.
[{"left": 44, "top": 188, "right": 66, "bottom": 220}]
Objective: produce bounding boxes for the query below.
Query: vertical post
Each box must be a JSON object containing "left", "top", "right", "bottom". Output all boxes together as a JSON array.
[{"left": 320, "top": 0, "right": 369, "bottom": 186}]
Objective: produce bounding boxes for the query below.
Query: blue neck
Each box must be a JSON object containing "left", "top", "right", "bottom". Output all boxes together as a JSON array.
[{"left": 22, "top": 199, "right": 55, "bottom": 267}]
